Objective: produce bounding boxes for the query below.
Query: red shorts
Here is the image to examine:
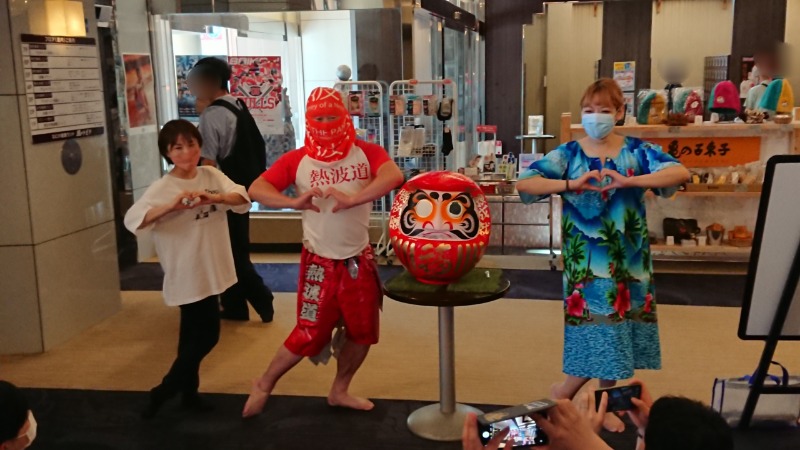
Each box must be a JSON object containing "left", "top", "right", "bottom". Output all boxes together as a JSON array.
[{"left": 284, "top": 246, "right": 382, "bottom": 357}]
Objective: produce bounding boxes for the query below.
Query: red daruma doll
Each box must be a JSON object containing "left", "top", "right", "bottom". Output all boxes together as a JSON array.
[{"left": 389, "top": 171, "right": 492, "bottom": 284}]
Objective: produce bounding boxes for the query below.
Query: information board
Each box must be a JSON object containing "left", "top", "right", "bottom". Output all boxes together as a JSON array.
[{"left": 21, "top": 34, "right": 105, "bottom": 144}]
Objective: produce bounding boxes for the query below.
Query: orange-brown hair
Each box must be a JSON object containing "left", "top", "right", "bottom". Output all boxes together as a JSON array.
[{"left": 580, "top": 78, "right": 625, "bottom": 111}]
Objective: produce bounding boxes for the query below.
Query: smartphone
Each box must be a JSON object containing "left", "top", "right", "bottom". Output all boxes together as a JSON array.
[
  {"left": 477, "top": 399, "right": 555, "bottom": 448},
  {"left": 595, "top": 384, "right": 642, "bottom": 413}
]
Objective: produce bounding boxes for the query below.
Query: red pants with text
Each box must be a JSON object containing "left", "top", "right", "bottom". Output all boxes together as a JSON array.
[{"left": 284, "top": 246, "right": 382, "bottom": 357}]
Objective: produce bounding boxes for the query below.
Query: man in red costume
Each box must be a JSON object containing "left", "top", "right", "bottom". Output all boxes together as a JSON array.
[{"left": 243, "top": 87, "right": 404, "bottom": 417}]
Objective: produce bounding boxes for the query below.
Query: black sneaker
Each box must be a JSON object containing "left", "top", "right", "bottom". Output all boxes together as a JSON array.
[
  {"left": 220, "top": 309, "right": 250, "bottom": 321},
  {"left": 141, "top": 385, "right": 177, "bottom": 420},
  {"left": 181, "top": 393, "right": 216, "bottom": 413},
  {"left": 257, "top": 295, "right": 275, "bottom": 323}
]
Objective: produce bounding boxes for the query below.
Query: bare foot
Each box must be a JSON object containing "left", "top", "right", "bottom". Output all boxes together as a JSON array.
[
  {"left": 327, "top": 392, "right": 375, "bottom": 411},
  {"left": 603, "top": 412, "right": 626, "bottom": 433},
  {"left": 242, "top": 379, "right": 270, "bottom": 418}
]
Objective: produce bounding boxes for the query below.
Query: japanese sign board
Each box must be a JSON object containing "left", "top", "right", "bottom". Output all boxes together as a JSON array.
[
  {"left": 21, "top": 34, "right": 105, "bottom": 144},
  {"left": 649, "top": 136, "right": 761, "bottom": 168}
]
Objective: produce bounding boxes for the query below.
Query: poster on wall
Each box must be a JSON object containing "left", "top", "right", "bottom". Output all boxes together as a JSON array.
[
  {"left": 613, "top": 61, "right": 636, "bottom": 92},
  {"left": 623, "top": 92, "right": 635, "bottom": 119},
  {"left": 122, "top": 53, "right": 157, "bottom": 131},
  {"left": 175, "top": 55, "right": 226, "bottom": 119},
  {"left": 228, "top": 56, "right": 283, "bottom": 135},
  {"left": 20, "top": 34, "right": 105, "bottom": 144}
]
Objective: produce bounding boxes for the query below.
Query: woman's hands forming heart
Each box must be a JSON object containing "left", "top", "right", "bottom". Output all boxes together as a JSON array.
[
  {"left": 570, "top": 170, "right": 603, "bottom": 192},
  {"left": 599, "top": 168, "right": 633, "bottom": 191}
]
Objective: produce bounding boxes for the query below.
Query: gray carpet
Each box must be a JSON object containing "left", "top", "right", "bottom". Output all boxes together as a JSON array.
[{"left": 20, "top": 388, "right": 800, "bottom": 450}]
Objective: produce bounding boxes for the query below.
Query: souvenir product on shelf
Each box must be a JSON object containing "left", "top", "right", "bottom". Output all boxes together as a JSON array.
[
  {"left": 637, "top": 90, "right": 667, "bottom": 125},
  {"left": 406, "top": 95, "right": 422, "bottom": 116},
  {"left": 672, "top": 87, "right": 704, "bottom": 121},
  {"left": 706, "top": 223, "right": 726, "bottom": 246},
  {"left": 664, "top": 112, "right": 689, "bottom": 126},
  {"left": 389, "top": 171, "right": 491, "bottom": 284},
  {"left": 347, "top": 91, "right": 364, "bottom": 116},
  {"left": 708, "top": 81, "right": 741, "bottom": 122},
  {"left": 366, "top": 92, "right": 381, "bottom": 116},
  {"left": 390, "top": 95, "right": 405, "bottom": 115},
  {"left": 759, "top": 78, "right": 795, "bottom": 116},
  {"left": 437, "top": 96, "right": 453, "bottom": 121},
  {"left": 728, "top": 225, "right": 753, "bottom": 247},
  {"left": 398, "top": 126, "right": 414, "bottom": 156},
  {"left": 413, "top": 126, "right": 426, "bottom": 153},
  {"left": 663, "top": 218, "right": 700, "bottom": 244},
  {"left": 745, "top": 109, "right": 766, "bottom": 124},
  {"left": 683, "top": 90, "right": 705, "bottom": 121},
  {"left": 423, "top": 95, "right": 438, "bottom": 116}
]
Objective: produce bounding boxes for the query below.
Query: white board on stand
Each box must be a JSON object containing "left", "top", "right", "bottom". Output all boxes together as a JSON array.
[{"left": 739, "top": 155, "right": 800, "bottom": 340}]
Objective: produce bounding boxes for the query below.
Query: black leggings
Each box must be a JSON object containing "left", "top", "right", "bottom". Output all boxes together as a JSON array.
[{"left": 158, "top": 295, "right": 220, "bottom": 395}]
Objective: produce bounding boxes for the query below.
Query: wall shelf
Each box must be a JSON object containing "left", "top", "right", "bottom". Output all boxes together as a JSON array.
[
  {"left": 650, "top": 244, "right": 751, "bottom": 262},
  {"left": 646, "top": 191, "right": 762, "bottom": 199}
]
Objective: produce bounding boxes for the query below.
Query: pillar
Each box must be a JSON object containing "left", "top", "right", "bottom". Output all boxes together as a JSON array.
[{"left": 0, "top": 0, "right": 121, "bottom": 354}]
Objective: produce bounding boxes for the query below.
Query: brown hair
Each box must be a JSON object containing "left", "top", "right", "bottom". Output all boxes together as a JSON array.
[
  {"left": 158, "top": 119, "right": 203, "bottom": 164},
  {"left": 580, "top": 78, "right": 625, "bottom": 111}
]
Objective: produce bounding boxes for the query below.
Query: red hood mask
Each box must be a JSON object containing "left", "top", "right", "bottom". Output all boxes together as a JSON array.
[{"left": 305, "top": 87, "right": 356, "bottom": 162}]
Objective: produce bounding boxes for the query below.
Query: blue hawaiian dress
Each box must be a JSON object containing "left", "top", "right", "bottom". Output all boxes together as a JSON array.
[{"left": 520, "top": 137, "right": 681, "bottom": 380}]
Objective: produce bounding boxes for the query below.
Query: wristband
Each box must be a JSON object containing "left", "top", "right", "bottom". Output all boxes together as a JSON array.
[{"left": 565, "top": 179, "right": 570, "bottom": 192}]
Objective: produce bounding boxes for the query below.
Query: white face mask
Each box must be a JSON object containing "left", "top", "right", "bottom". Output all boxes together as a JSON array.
[{"left": 16, "top": 411, "right": 36, "bottom": 448}]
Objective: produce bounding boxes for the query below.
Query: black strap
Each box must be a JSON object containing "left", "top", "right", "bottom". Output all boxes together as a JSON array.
[{"left": 210, "top": 98, "right": 246, "bottom": 117}]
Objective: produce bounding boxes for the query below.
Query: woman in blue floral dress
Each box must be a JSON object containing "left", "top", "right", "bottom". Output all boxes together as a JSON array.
[{"left": 517, "top": 79, "right": 689, "bottom": 431}]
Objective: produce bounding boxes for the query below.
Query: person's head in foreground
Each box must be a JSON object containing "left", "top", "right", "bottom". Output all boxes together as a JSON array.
[
  {"left": 158, "top": 119, "right": 204, "bottom": 170},
  {"left": 304, "top": 87, "right": 355, "bottom": 163},
  {"left": 580, "top": 78, "right": 625, "bottom": 141},
  {"left": 0, "top": 381, "right": 36, "bottom": 450},
  {"left": 645, "top": 396, "right": 733, "bottom": 450},
  {"left": 187, "top": 57, "right": 231, "bottom": 114}
]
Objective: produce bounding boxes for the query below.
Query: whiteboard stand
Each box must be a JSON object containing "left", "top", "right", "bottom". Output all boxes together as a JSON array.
[
  {"left": 739, "top": 239, "right": 800, "bottom": 428},
  {"left": 737, "top": 155, "right": 800, "bottom": 429}
]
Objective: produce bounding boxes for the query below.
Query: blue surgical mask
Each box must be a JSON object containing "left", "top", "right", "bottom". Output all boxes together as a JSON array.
[{"left": 581, "top": 113, "right": 616, "bottom": 140}]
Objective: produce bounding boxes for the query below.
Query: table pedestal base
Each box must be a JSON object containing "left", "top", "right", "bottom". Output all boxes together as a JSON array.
[{"left": 407, "top": 403, "right": 484, "bottom": 441}]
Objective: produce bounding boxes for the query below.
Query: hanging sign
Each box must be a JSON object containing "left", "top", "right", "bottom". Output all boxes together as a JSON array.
[
  {"left": 21, "top": 34, "right": 104, "bottom": 144},
  {"left": 649, "top": 136, "right": 761, "bottom": 168}
]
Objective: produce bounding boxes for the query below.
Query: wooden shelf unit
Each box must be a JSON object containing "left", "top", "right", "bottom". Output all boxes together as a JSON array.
[
  {"left": 650, "top": 244, "right": 752, "bottom": 262},
  {"left": 646, "top": 191, "right": 762, "bottom": 199}
]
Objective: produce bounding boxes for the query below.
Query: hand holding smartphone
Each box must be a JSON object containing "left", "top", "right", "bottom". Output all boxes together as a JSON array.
[
  {"left": 477, "top": 399, "right": 555, "bottom": 448},
  {"left": 594, "top": 384, "right": 642, "bottom": 413}
]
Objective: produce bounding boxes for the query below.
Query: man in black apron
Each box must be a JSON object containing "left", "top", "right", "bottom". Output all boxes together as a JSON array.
[{"left": 188, "top": 57, "right": 274, "bottom": 322}]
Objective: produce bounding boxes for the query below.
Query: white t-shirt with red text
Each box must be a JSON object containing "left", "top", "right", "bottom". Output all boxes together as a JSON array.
[{"left": 262, "top": 140, "right": 391, "bottom": 260}]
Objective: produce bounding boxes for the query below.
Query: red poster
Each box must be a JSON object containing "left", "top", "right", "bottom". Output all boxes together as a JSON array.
[{"left": 228, "top": 56, "right": 282, "bottom": 134}]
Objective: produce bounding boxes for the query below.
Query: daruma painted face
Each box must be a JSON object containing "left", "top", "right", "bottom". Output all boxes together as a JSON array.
[{"left": 389, "top": 171, "right": 491, "bottom": 284}]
